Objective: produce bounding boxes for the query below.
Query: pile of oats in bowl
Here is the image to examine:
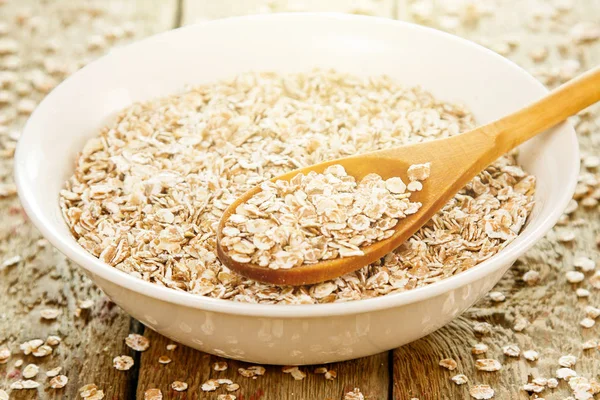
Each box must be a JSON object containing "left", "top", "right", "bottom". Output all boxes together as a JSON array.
[
  {"left": 221, "top": 163, "right": 429, "bottom": 269},
  {"left": 60, "top": 69, "right": 536, "bottom": 304}
]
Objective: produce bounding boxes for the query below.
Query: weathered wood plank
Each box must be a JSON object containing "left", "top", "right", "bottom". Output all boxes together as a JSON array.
[
  {"left": 136, "top": 329, "right": 389, "bottom": 400},
  {"left": 394, "top": 0, "right": 600, "bottom": 399},
  {"left": 0, "top": 1, "right": 177, "bottom": 398}
]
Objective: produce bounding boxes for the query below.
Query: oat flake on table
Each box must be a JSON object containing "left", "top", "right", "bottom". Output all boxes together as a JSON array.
[{"left": 60, "top": 70, "right": 536, "bottom": 304}]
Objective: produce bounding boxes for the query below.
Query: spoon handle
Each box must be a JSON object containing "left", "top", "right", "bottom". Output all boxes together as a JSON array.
[{"left": 481, "top": 65, "right": 600, "bottom": 156}]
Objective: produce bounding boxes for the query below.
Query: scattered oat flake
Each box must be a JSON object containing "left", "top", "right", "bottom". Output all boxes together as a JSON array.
[
  {"left": 566, "top": 271, "right": 585, "bottom": 283},
  {"left": 473, "top": 322, "right": 493, "bottom": 334},
  {"left": 1, "top": 255, "right": 21, "bottom": 269},
  {"left": 558, "top": 230, "right": 576, "bottom": 242},
  {"left": 559, "top": 358, "right": 579, "bottom": 374},
  {"left": 47, "top": 366, "right": 62, "bottom": 377},
  {"left": 217, "top": 395, "right": 236, "bottom": 400},
  {"left": 50, "top": 375, "right": 69, "bottom": 389},
  {"left": 532, "top": 377, "right": 547, "bottom": 386},
  {"left": 46, "top": 335, "right": 62, "bottom": 346},
  {"left": 439, "top": 358, "right": 458, "bottom": 370},
  {"left": 580, "top": 317, "right": 595, "bottom": 328},
  {"left": 585, "top": 306, "right": 600, "bottom": 319},
  {"left": 22, "top": 363, "right": 39, "bottom": 378},
  {"left": 583, "top": 340, "right": 598, "bottom": 350},
  {"left": 171, "top": 381, "right": 188, "bottom": 391},
  {"left": 238, "top": 365, "right": 265, "bottom": 378},
  {"left": 15, "top": 359, "right": 23, "bottom": 367},
  {"left": 125, "top": 333, "right": 149, "bottom": 351},
  {"left": 226, "top": 383, "right": 240, "bottom": 392},
  {"left": 213, "top": 361, "right": 228, "bottom": 371},
  {"left": 574, "top": 257, "right": 596, "bottom": 272},
  {"left": 11, "top": 380, "right": 40, "bottom": 389},
  {"left": 0, "top": 347, "right": 10, "bottom": 364},
  {"left": 314, "top": 367, "right": 328, "bottom": 374},
  {"left": 451, "top": 374, "right": 468, "bottom": 385},
  {"left": 166, "top": 344, "right": 177, "bottom": 351},
  {"left": 113, "top": 355, "right": 134, "bottom": 371},
  {"left": 523, "top": 350, "right": 539, "bottom": 361},
  {"left": 489, "top": 291, "right": 505, "bottom": 302},
  {"left": 79, "top": 383, "right": 98, "bottom": 397},
  {"left": 471, "top": 343, "right": 488, "bottom": 354},
  {"left": 523, "top": 270, "right": 541, "bottom": 285},
  {"left": 325, "top": 370, "right": 337, "bottom": 380},
  {"left": 522, "top": 383, "right": 544, "bottom": 393},
  {"left": 475, "top": 359, "right": 502, "bottom": 372},
  {"left": 547, "top": 378, "right": 559, "bottom": 388},
  {"left": 591, "top": 272, "right": 600, "bottom": 289},
  {"left": 470, "top": 384, "right": 495, "bottom": 399},
  {"left": 0, "top": 390, "right": 7, "bottom": 400},
  {"left": 291, "top": 368, "right": 306, "bottom": 380},
  {"left": 40, "top": 308, "right": 61, "bottom": 320},
  {"left": 502, "top": 344, "right": 521, "bottom": 357},
  {"left": 557, "top": 367, "right": 577, "bottom": 380},
  {"left": 79, "top": 299, "right": 95, "bottom": 309},
  {"left": 344, "top": 388, "right": 365, "bottom": 400},
  {"left": 144, "top": 388, "right": 162, "bottom": 400},
  {"left": 201, "top": 379, "right": 219, "bottom": 391},
  {"left": 576, "top": 288, "right": 591, "bottom": 298},
  {"left": 33, "top": 344, "right": 53, "bottom": 357},
  {"left": 158, "top": 356, "right": 171, "bottom": 364},
  {"left": 513, "top": 317, "right": 529, "bottom": 332}
]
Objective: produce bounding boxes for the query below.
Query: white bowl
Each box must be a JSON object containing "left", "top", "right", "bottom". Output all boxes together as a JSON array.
[{"left": 15, "top": 13, "right": 578, "bottom": 365}]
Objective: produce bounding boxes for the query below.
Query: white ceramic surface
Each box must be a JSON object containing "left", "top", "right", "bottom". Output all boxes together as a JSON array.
[{"left": 15, "top": 13, "right": 579, "bottom": 365}]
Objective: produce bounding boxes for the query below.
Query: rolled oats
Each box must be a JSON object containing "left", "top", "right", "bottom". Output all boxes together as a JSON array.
[
  {"left": 158, "top": 356, "right": 171, "bottom": 364},
  {"left": 451, "top": 374, "right": 468, "bottom": 385},
  {"left": 580, "top": 317, "right": 595, "bottom": 328},
  {"left": 10, "top": 380, "right": 40, "bottom": 389},
  {"left": 439, "top": 358, "right": 458, "bottom": 370},
  {"left": 0, "top": 346, "right": 10, "bottom": 364},
  {"left": 144, "top": 388, "right": 162, "bottom": 400},
  {"left": 344, "top": 388, "right": 365, "bottom": 400},
  {"left": 125, "top": 333, "right": 149, "bottom": 351},
  {"left": 502, "top": 345, "right": 520, "bottom": 357},
  {"left": 46, "top": 366, "right": 62, "bottom": 377},
  {"left": 522, "top": 270, "right": 541, "bottom": 285},
  {"left": 475, "top": 359, "right": 502, "bottom": 372},
  {"left": 50, "top": 375, "right": 69, "bottom": 389},
  {"left": 22, "top": 363, "right": 39, "bottom": 378},
  {"left": 214, "top": 361, "right": 228, "bottom": 371},
  {"left": 559, "top": 355, "right": 577, "bottom": 368},
  {"left": 171, "top": 381, "right": 188, "bottom": 391},
  {"left": 469, "top": 384, "right": 495, "bottom": 399},
  {"left": 488, "top": 291, "right": 505, "bottom": 302},
  {"left": 113, "top": 355, "right": 134, "bottom": 370},
  {"left": 557, "top": 367, "right": 577, "bottom": 380},
  {"left": 523, "top": 350, "right": 539, "bottom": 361},
  {"left": 60, "top": 70, "right": 535, "bottom": 304},
  {"left": 471, "top": 343, "right": 488, "bottom": 354}
]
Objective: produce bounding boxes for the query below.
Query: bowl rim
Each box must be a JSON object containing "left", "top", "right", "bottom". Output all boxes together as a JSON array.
[{"left": 15, "top": 12, "right": 579, "bottom": 319}]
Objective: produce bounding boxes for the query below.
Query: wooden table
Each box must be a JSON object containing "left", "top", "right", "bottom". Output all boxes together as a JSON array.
[{"left": 0, "top": 1, "right": 598, "bottom": 399}]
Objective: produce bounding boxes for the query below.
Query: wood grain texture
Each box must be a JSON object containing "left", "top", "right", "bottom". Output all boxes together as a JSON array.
[
  {"left": 0, "top": 1, "right": 176, "bottom": 398},
  {"left": 136, "top": 329, "right": 389, "bottom": 400}
]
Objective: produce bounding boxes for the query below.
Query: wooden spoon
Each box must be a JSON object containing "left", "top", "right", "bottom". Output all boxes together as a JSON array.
[{"left": 217, "top": 66, "right": 600, "bottom": 286}]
